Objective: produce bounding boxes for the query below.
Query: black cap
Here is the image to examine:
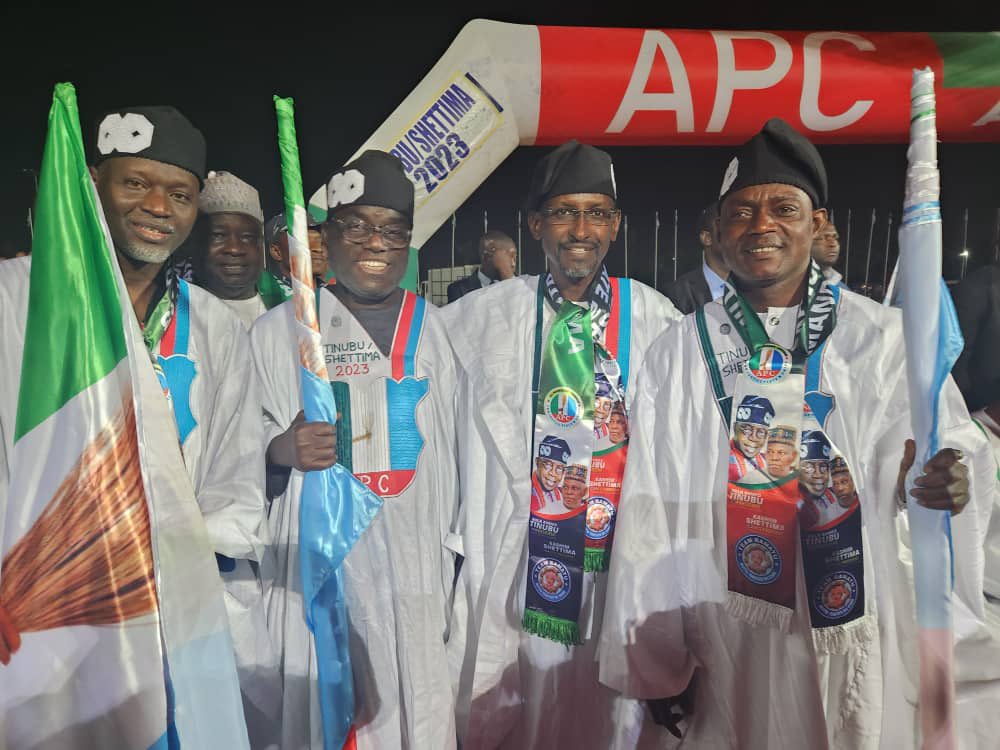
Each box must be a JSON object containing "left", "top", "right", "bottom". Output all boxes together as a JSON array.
[
  {"left": 526, "top": 140, "right": 617, "bottom": 211},
  {"left": 93, "top": 105, "right": 207, "bottom": 184},
  {"left": 718, "top": 118, "right": 828, "bottom": 209},
  {"left": 537, "top": 435, "right": 571, "bottom": 464},
  {"left": 265, "top": 211, "right": 321, "bottom": 247},
  {"left": 325, "top": 150, "right": 414, "bottom": 223}
]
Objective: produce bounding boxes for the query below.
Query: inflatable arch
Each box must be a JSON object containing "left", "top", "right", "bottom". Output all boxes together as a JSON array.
[{"left": 306, "top": 21, "right": 1000, "bottom": 289}]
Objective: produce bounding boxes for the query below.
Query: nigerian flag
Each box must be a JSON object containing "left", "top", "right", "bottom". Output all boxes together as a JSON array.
[{"left": 0, "top": 83, "right": 248, "bottom": 748}]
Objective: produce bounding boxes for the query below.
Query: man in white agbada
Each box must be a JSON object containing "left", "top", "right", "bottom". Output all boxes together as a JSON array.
[
  {"left": 599, "top": 118, "right": 999, "bottom": 749},
  {"left": 443, "top": 140, "right": 681, "bottom": 748},
  {"left": 0, "top": 105, "right": 274, "bottom": 734},
  {"left": 250, "top": 150, "right": 459, "bottom": 750},
  {"left": 190, "top": 169, "right": 268, "bottom": 328}
]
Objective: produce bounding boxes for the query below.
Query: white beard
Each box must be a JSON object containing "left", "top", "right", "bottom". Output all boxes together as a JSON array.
[{"left": 119, "top": 241, "right": 173, "bottom": 265}]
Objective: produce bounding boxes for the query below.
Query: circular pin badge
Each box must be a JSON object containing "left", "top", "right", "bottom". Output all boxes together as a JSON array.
[
  {"left": 544, "top": 387, "right": 582, "bottom": 427},
  {"left": 735, "top": 534, "right": 782, "bottom": 585},
  {"left": 814, "top": 571, "right": 859, "bottom": 619},
  {"left": 747, "top": 345, "right": 792, "bottom": 385},
  {"left": 720, "top": 323, "right": 732, "bottom": 335},
  {"left": 585, "top": 497, "right": 616, "bottom": 540},
  {"left": 531, "top": 558, "right": 572, "bottom": 603}
]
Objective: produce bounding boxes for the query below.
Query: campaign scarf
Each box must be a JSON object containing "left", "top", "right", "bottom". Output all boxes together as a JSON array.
[
  {"left": 696, "top": 261, "right": 868, "bottom": 635},
  {"left": 139, "top": 266, "right": 198, "bottom": 446},
  {"left": 522, "top": 269, "right": 632, "bottom": 645}
]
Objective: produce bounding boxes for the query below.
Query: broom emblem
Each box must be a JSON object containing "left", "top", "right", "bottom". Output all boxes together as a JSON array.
[{"left": 0, "top": 398, "right": 158, "bottom": 665}]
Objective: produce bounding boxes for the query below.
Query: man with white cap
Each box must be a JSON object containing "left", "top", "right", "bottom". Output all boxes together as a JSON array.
[
  {"left": 250, "top": 149, "right": 459, "bottom": 749},
  {"left": 443, "top": 139, "right": 681, "bottom": 748},
  {"left": 190, "top": 169, "right": 267, "bottom": 328},
  {"left": 599, "top": 117, "right": 995, "bottom": 748}
]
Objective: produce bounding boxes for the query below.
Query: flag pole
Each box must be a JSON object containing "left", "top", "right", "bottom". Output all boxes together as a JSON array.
[
  {"left": 895, "top": 68, "right": 959, "bottom": 750},
  {"left": 273, "top": 95, "right": 381, "bottom": 750},
  {"left": 653, "top": 211, "right": 660, "bottom": 290}
]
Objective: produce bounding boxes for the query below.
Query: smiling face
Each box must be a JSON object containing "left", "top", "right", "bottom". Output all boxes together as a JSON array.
[
  {"left": 528, "top": 193, "right": 620, "bottom": 292},
  {"left": 799, "top": 459, "right": 830, "bottom": 497},
  {"left": 322, "top": 205, "right": 410, "bottom": 302},
  {"left": 535, "top": 457, "right": 566, "bottom": 491},
  {"left": 826, "top": 582, "right": 850, "bottom": 609},
  {"left": 735, "top": 423, "right": 768, "bottom": 459},
  {"left": 718, "top": 183, "right": 826, "bottom": 295},
  {"left": 594, "top": 396, "right": 613, "bottom": 427},
  {"left": 195, "top": 212, "right": 263, "bottom": 300},
  {"left": 93, "top": 156, "right": 199, "bottom": 266}
]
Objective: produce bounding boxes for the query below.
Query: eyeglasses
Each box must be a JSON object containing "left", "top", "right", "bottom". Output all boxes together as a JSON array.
[
  {"left": 537, "top": 458, "right": 566, "bottom": 475},
  {"left": 737, "top": 424, "right": 768, "bottom": 440},
  {"left": 331, "top": 217, "right": 411, "bottom": 249},
  {"left": 539, "top": 207, "right": 619, "bottom": 226}
]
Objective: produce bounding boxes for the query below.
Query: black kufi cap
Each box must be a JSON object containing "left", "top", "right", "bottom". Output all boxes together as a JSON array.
[
  {"left": 325, "top": 150, "right": 414, "bottom": 222},
  {"left": 526, "top": 140, "right": 617, "bottom": 210},
  {"left": 719, "top": 118, "right": 828, "bottom": 209},
  {"left": 94, "top": 105, "right": 206, "bottom": 183}
]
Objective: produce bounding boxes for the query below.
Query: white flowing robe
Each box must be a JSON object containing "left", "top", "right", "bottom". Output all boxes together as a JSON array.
[
  {"left": 249, "top": 288, "right": 459, "bottom": 750},
  {"left": 441, "top": 274, "right": 681, "bottom": 749},
  {"left": 0, "top": 257, "right": 274, "bottom": 735},
  {"left": 599, "top": 290, "right": 1000, "bottom": 749}
]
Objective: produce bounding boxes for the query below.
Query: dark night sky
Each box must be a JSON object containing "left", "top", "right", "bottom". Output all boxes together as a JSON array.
[{"left": 2, "top": 5, "right": 998, "bottom": 286}]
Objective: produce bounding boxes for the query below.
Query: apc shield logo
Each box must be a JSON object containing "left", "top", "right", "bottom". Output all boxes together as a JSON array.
[
  {"left": 748, "top": 345, "right": 791, "bottom": 384},
  {"left": 545, "top": 387, "right": 582, "bottom": 427}
]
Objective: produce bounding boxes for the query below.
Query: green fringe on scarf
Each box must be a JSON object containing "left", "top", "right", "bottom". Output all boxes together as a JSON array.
[
  {"left": 584, "top": 547, "right": 609, "bottom": 573},
  {"left": 522, "top": 609, "right": 582, "bottom": 646}
]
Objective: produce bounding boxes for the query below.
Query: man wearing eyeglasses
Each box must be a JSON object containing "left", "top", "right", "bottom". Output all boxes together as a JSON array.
[
  {"left": 443, "top": 140, "right": 681, "bottom": 748},
  {"left": 729, "top": 394, "right": 774, "bottom": 481},
  {"left": 250, "top": 150, "right": 460, "bottom": 750}
]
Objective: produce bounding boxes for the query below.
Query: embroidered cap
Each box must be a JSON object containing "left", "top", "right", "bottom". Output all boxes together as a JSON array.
[
  {"left": 526, "top": 139, "right": 617, "bottom": 210},
  {"left": 199, "top": 171, "right": 263, "bottom": 223},
  {"left": 719, "top": 118, "right": 828, "bottom": 209},
  {"left": 564, "top": 464, "right": 588, "bottom": 481},
  {"left": 93, "top": 105, "right": 207, "bottom": 184},
  {"left": 800, "top": 430, "right": 833, "bottom": 462},
  {"left": 595, "top": 374, "right": 613, "bottom": 400},
  {"left": 735, "top": 395, "right": 775, "bottom": 427},
  {"left": 767, "top": 425, "right": 797, "bottom": 446},
  {"left": 538, "top": 435, "right": 571, "bottom": 464},
  {"left": 830, "top": 455, "right": 851, "bottom": 475},
  {"left": 313, "top": 150, "right": 415, "bottom": 224}
]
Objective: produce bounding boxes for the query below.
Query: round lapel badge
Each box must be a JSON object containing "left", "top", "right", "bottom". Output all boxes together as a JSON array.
[
  {"left": 747, "top": 345, "right": 792, "bottom": 385},
  {"left": 544, "top": 387, "right": 583, "bottom": 427}
]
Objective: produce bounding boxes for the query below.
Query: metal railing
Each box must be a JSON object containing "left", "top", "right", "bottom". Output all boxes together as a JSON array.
[{"left": 421, "top": 205, "right": 1000, "bottom": 304}]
